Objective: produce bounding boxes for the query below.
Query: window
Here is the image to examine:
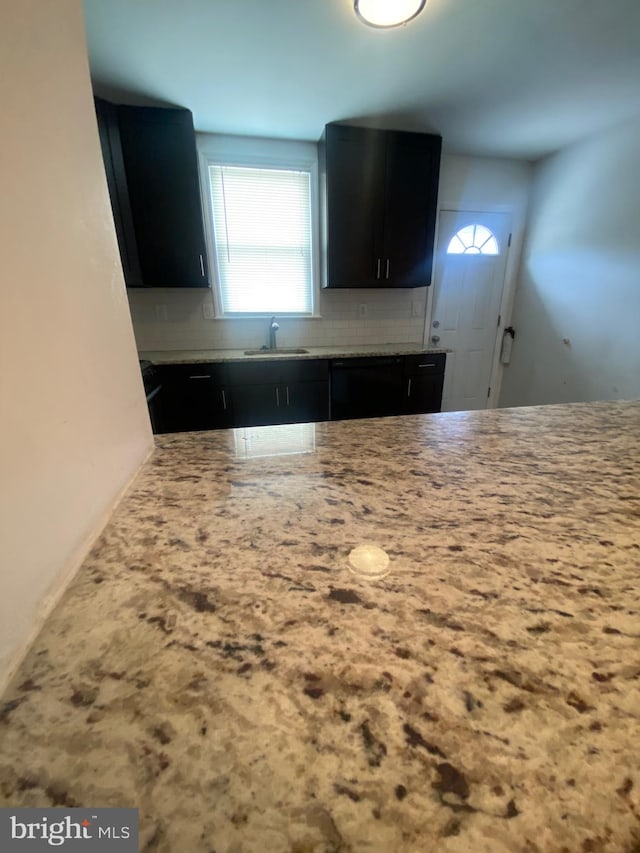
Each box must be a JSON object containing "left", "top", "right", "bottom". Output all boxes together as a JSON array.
[
  {"left": 203, "top": 147, "right": 316, "bottom": 316},
  {"left": 446, "top": 224, "right": 499, "bottom": 255}
]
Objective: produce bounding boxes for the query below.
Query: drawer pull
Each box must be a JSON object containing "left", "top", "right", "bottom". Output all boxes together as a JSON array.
[
  {"left": 418, "top": 363, "right": 436, "bottom": 368},
  {"left": 189, "top": 374, "right": 211, "bottom": 379}
]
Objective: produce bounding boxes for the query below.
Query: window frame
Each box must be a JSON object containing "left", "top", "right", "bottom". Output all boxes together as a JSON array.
[
  {"left": 197, "top": 134, "right": 320, "bottom": 318},
  {"left": 446, "top": 223, "right": 500, "bottom": 256}
]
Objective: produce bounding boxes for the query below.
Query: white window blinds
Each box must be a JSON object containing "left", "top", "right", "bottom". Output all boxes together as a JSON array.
[{"left": 208, "top": 164, "right": 313, "bottom": 314}]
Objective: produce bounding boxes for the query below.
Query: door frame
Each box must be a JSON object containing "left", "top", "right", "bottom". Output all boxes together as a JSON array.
[{"left": 424, "top": 206, "right": 521, "bottom": 410}]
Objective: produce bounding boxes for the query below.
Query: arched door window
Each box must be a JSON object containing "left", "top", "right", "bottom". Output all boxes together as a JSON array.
[{"left": 446, "top": 224, "right": 499, "bottom": 255}]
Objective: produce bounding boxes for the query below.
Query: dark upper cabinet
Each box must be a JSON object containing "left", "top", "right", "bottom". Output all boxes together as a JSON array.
[
  {"left": 320, "top": 126, "right": 386, "bottom": 288},
  {"left": 95, "top": 98, "right": 209, "bottom": 288},
  {"left": 319, "top": 123, "right": 442, "bottom": 289},
  {"left": 95, "top": 97, "right": 143, "bottom": 286}
]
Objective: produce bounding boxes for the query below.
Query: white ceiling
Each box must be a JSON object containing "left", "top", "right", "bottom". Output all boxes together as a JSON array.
[{"left": 83, "top": 0, "right": 640, "bottom": 161}]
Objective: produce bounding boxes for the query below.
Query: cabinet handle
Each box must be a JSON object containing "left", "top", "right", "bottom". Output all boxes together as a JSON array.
[
  {"left": 376, "top": 258, "right": 381, "bottom": 280},
  {"left": 385, "top": 259, "right": 390, "bottom": 279},
  {"left": 275, "top": 387, "right": 280, "bottom": 407},
  {"left": 199, "top": 254, "right": 205, "bottom": 277},
  {"left": 407, "top": 378, "right": 412, "bottom": 398},
  {"left": 286, "top": 385, "right": 290, "bottom": 406},
  {"left": 418, "top": 363, "right": 436, "bottom": 368},
  {"left": 188, "top": 374, "right": 211, "bottom": 379},
  {"left": 221, "top": 389, "right": 227, "bottom": 410}
]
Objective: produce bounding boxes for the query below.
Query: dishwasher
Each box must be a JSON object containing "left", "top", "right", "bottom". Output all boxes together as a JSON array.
[{"left": 330, "top": 356, "right": 405, "bottom": 420}]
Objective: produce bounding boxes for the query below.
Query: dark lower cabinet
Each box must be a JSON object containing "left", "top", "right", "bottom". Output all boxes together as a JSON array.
[
  {"left": 155, "top": 364, "right": 231, "bottom": 433},
  {"left": 230, "top": 384, "right": 279, "bottom": 428},
  {"left": 402, "top": 353, "right": 446, "bottom": 415},
  {"left": 152, "top": 354, "right": 444, "bottom": 434},
  {"left": 226, "top": 360, "right": 330, "bottom": 428},
  {"left": 285, "top": 380, "right": 331, "bottom": 425},
  {"left": 230, "top": 381, "right": 329, "bottom": 427},
  {"left": 154, "top": 359, "right": 330, "bottom": 433}
]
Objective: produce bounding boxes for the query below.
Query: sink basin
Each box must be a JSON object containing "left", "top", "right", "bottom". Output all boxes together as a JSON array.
[{"left": 243, "top": 347, "right": 309, "bottom": 356}]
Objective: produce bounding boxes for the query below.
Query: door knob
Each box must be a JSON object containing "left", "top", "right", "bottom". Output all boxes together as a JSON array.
[
  {"left": 432, "top": 320, "right": 440, "bottom": 328},
  {"left": 431, "top": 335, "right": 440, "bottom": 344}
]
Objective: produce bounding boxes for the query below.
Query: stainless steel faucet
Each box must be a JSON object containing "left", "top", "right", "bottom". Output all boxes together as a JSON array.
[{"left": 268, "top": 316, "right": 279, "bottom": 350}]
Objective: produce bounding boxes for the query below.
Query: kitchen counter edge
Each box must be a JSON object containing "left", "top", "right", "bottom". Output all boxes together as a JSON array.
[{"left": 138, "top": 345, "right": 449, "bottom": 365}]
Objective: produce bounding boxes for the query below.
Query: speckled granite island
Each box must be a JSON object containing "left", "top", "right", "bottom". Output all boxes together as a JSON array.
[{"left": 1, "top": 402, "right": 639, "bottom": 852}]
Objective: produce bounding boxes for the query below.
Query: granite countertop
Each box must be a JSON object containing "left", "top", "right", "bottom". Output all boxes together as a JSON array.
[
  {"left": 1, "top": 401, "right": 640, "bottom": 852},
  {"left": 138, "top": 344, "right": 447, "bottom": 364}
]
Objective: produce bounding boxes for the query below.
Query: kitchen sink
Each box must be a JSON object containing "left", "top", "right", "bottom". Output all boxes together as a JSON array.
[{"left": 243, "top": 347, "right": 309, "bottom": 355}]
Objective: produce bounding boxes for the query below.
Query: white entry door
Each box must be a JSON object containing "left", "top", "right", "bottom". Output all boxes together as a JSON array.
[{"left": 429, "top": 210, "right": 511, "bottom": 411}]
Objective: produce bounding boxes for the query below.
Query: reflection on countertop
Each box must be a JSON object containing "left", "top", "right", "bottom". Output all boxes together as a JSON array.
[
  {"left": 233, "top": 422, "right": 317, "bottom": 459},
  {"left": 1, "top": 401, "right": 639, "bottom": 852}
]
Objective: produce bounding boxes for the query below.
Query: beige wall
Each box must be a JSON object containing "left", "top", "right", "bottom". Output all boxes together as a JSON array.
[{"left": 0, "top": 0, "right": 153, "bottom": 689}]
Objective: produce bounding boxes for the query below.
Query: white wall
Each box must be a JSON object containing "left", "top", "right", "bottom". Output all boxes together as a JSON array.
[
  {"left": 128, "top": 151, "right": 532, "bottom": 356},
  {"left": 500, "top": 114, "right": 640, "bottom": 407},
  {"left": 0, "top": 0, "right": 153, "bottom": 690}
]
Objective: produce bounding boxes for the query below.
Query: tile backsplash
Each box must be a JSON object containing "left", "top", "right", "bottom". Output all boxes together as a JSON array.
[{"left": 128, "top": 287, "right": 427, "bottom": 351}]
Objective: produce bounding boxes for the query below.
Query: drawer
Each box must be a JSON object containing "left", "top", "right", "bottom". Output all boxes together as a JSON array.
[
  {"left": 225, "top": 358, "right": 329, "bottom": 385},
  {"left": 403, "top": 353, "right": 446, "bottom": 376},
  {"left": 157, "top": 362, "right": 226, "bottom": 384}
]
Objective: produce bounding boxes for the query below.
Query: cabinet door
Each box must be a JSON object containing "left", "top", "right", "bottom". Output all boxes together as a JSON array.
[
  {"left": 281, "top": 381, "right": 329, "bottom": 424},
  {"left": 404, "top": 373, "right": 445, "bottom": 415},
  {"left": 230, "top": 384, "right": 280, "bottom": 428},
  {"left": 226, "top": 360, "right": 330, "bottom": 427},
  {"left": 402, "top": 354, "right": 445, "bottom": 414},
  {"left": 323, "top": 124, "right": 386, "bottom": 288},
  {"left": 231, "top": 381, "right": 329, "bottom": 427},
  {"left": 95, "top": 98, "right": 143, "bottom": 287},
  {"left": 117, "top": 105, "right": 209, "bottom": 288},
  {"left": 156, "top": 365, "right": 231, "bottom": 433},
  {"left": 382, "top": 131, "right": 442, "bottom": 288}
]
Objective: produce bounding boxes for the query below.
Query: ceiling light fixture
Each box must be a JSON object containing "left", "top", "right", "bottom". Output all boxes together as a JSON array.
[{"left": 354, "top": 0, "right": 427, "bottom": 28}]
